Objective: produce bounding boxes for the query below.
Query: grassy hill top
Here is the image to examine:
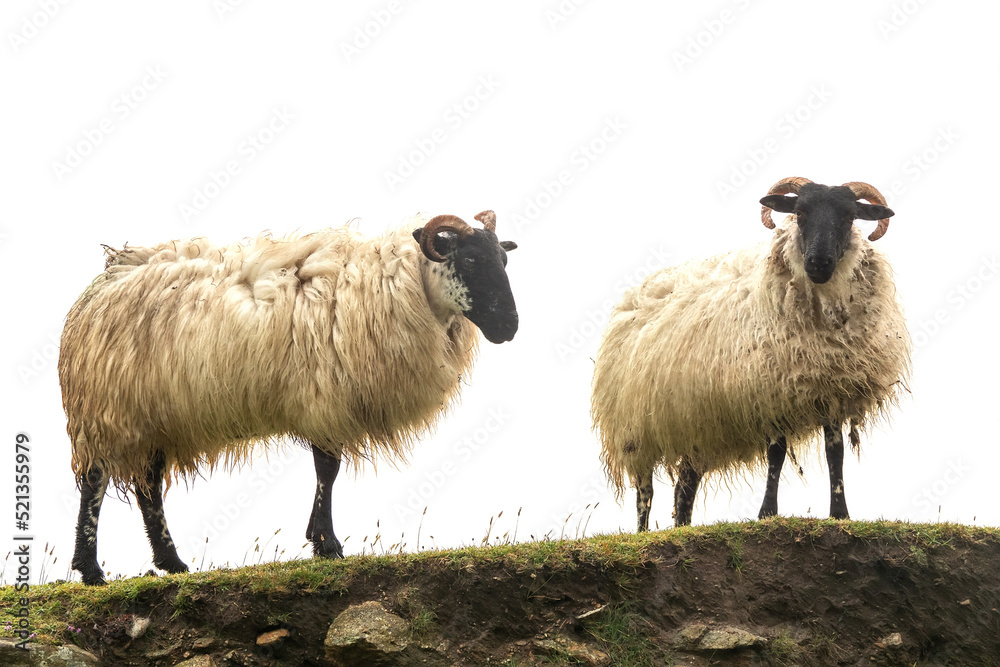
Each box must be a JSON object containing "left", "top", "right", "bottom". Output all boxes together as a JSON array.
[{"left": 3, "top": 518, "right": 999, "bottom": 665}]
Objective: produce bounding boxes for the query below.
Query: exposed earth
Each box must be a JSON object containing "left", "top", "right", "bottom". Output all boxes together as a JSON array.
[{"left": 2, "top": 518, "right": 999, "bottom": 666}]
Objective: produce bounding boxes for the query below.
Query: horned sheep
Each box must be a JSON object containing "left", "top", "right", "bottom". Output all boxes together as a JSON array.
[
  {"left": 60, "top": 211, "right": 518, "bottom": 585},
  {"left": 591, "top": 178, "right": 911, "bottom": 529}
]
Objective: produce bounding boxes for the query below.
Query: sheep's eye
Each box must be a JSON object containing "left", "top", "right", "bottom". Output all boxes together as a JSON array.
[{"left": 459, "top": 256, "right": 475, "bottom": 271}]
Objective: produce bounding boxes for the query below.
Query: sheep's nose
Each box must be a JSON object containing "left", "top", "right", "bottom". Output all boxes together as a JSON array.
[{"left": 804, "top": 255, "right": 835, "bottom": 283}]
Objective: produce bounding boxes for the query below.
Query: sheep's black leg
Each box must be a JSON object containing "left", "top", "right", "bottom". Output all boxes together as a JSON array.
[
  {"left": 636, "top": 469, "right": 654, "bottom": 532},
  {"left": 673, "top": 457, "right": 702, "bottom": 527},
  {"left": 758, "top": 436, "right": 788, "bottom": 519},
  {"left": 72, "top": 465, "right": 109, "bottom": 585},
  {"left": 135, "top": 451, "right": 188, "bottom": 574},
  {"left": 306, "top": 444, "right": 344, "bottom": 558},
  {"left": 825, "top": 423, "right": 850, "bottom": 520}
]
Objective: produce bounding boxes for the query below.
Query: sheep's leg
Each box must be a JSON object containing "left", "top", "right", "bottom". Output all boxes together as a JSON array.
[
  {"left": 72, "top": 465, "right": 109, "bottom": 585},
  {"left": 636, "top": 470, "right": 654, "bottom": 532},
  {"left": 824, "top": 423, "right": 850, "bottom": 519},
  {"left": 135, "top": 452, "right": 189, "bottom": 575},
  {"left": 306, "top": 445, "right": 344, "bottom": 558},
  {"left": 758, "top": 436, "right": 788, "bottom": 519},
  {"left": 672, "top": 457, "right": 702, "bottom": 527}
]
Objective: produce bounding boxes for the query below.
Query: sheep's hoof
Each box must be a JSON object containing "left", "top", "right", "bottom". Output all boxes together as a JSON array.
[
  {"left": 74, "top": 561, "right": 107, "bottom": 586},
  {"left": 313, "top": 535, "right": 344, "bottom": 559},
  {"left": 156, "top": 558, "right": 189, "bottom": 575}
]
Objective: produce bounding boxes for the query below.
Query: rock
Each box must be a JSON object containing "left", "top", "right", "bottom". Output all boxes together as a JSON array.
[
  {"left": 874, "top": 631, "right": 905, "bottom": 651},
  {"left": 880, "top": 632, "right": 903, "bottom": 648},
  {"left": 255, "top": 629, "right": 289, "bottom": 647},
  {"left": 0, "top": 639, "right": 30, "bottom": 667},
  {"left": 145, "top": 642, "right": 182, "bottom": 659},
  {"left": 699, "top": 626, "right": 765, "bottom": 650},
  {"left": 324, "top": 601, "right": 449, "bottom": 666},
  {"left": 325, "top": 601, "right": 409, "bottom": 658},
  {"left": 220, "top": 649, "right": 254, "bottom": 665},
  {"left": 192, "top": 637, "right": 216, "bottom": 650},
  {"left": 673, "top": 624, "right": 765, "bottom": 652},
  {"left": 676, "top": 623, "right": 708, "bottom": 644},
  {"left": 870, "top": 631, "right": 917, "bottom": 665},
  {"left": 127, "top": 617, "right": 151, "bottom": 640},
  {"left": 532, "top": 637, "right": 611, "bottom": 666},
  {"left": 0, "top": 640, "right": 100, "bottom": 666},
  {"left": 173, "top": 656, "right": 217, "bottom": 667}
]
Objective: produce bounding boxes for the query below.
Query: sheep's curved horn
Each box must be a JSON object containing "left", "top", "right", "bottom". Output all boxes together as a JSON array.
[
  {"left": 419, "top": 214, "right": 475, "bottom": 262},
  {"left": 842, "top": 181, "right": 891, "bottom": 241},
  {"left": 474, "top": 210, "right": 497, "bottom": 232},
  {"left": 760, "top": 176, "right": 814, "bottom": 229}
]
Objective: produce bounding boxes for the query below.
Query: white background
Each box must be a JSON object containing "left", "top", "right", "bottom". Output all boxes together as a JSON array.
[{"left": 2, "top": 0, "right": 997, "bottom": 584}]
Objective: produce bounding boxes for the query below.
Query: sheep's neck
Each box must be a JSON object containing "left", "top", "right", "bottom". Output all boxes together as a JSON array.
[{"left": 421, "top": 260, "right": 468, "bottom": 325}]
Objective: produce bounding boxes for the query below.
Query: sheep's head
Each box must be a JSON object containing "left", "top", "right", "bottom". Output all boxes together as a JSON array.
[
  {"left": 759, "top": 177, "right": 894, "bottom": 284},
  {"left": 413, "top": 210, "right": 518, "bottom": 343}
]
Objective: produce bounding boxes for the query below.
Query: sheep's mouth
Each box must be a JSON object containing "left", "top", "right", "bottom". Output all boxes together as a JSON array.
[
  {"left": 806, "top": 269, "right": 834, "bottom": 284},
  {"left": 481, "top": 318, "right": 518, "bottom": 344}
]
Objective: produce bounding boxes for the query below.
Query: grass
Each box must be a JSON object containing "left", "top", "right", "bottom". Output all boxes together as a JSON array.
[
  {"left": 766, "top": 630, "right": 803, "bottom": 665},
  {"left": 2, "top": 518, "right": 997, "bottom": 647},
  {"left": 583, "top": 602, "right": 667, "bottom": 667}
]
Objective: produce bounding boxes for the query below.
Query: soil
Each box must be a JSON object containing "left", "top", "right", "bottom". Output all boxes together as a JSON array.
[{"left": 10, "top": 520, "right": 1000, "bottom": 666}]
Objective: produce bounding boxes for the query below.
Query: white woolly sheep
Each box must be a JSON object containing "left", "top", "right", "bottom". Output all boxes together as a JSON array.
[
  {"left": 591, "top": 178, "right": 911, "bottom": 529},
  {"left": 60, "top": 211, "right": 518, "bottom": 585}
]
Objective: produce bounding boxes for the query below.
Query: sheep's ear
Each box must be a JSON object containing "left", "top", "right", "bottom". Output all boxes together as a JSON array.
[
  {"left": 414, "top": 227, "right": 458, "bottom": 259},
  {"left": 759, "top": 194, "right": 798, "bottom": 213},
  {"left": 855, "top": 203, "right": 894, "bottom": 220},
  {"left": 500, "top": 241, "right": 517, "bottom": 252}
]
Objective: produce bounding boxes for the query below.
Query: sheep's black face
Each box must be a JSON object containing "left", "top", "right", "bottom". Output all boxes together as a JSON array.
[
  {"left": 413, "top": 228, "right": 519, "bottom": 343},
  {"left": 760, "top": 183, "right": 894, "bottom": 284}
]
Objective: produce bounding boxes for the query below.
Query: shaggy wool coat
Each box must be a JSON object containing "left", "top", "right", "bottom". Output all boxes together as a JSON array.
[
  {"left": 592, "top": 219, "right": 911, "bottom": 493},
  {"left": 60, "top": 223, "right": 479, "bottom": 492}
]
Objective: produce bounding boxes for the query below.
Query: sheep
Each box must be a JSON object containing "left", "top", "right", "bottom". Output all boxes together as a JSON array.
[
  {"left": 591, "top": 178, "right": 911, "bottom": 530},
  {"left": 59, "top": 210, "right": 518, "bottom": 585}
]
